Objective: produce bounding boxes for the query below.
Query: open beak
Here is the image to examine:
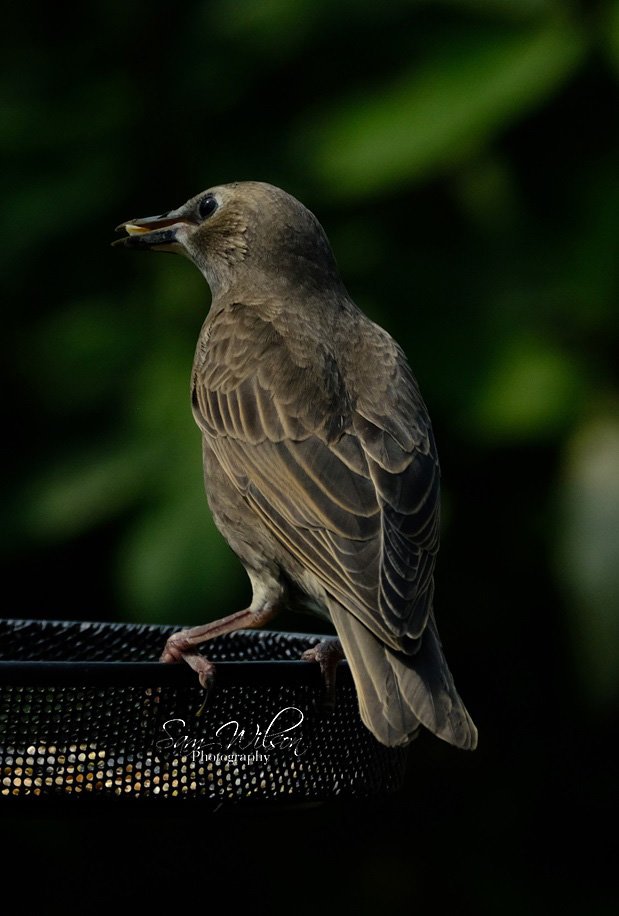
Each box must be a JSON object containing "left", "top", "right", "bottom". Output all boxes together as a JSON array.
[{"left": 112, "top": 212, "right": 197, "bottom": 250}]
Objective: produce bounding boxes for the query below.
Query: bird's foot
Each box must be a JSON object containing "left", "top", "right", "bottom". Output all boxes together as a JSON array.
[
  {"left": 184, "top": 652, "right": 216, "bottom": 716},
  {"left": 161, "top": 606, "right": 279, "bottom": 665},
  {"left": 160, "top": 628, "right": 196, "bottom": 665},
  {"left": 182, "top": 650, "right": 216, "bottom": 691},
  {"left": 160, "top": 633, "right": 216, "bottom": 715},
  {"left": 160, "top": 606, "right": 280, "bottom": 713},
  {"left": 301, "top": 637, "right": 345, "bottom": 709}
]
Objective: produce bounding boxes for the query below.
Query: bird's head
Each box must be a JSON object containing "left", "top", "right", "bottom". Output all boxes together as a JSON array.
[{"left": 114, "top": 181, "right": 342, "bottom": 297}]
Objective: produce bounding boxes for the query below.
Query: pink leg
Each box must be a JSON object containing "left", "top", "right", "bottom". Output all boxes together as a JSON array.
[
  {"left": 160, "top": 606, "right": 279, "bottom": 688},
  {"left": 301, "top": 637, "right": 345, "bottom": 708}
]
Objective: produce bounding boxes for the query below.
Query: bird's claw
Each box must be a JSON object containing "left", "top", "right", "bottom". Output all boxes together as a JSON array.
[
  {"left": 182, "top": 651, "right": 216, "bottom": 690},
  {"left": 301, "top": 637, "right": 344, "bottom": 710},
  {"left": 184, "top": 653, "right": 216, "bottom": 717},
  {"left": 161, "top": 631, "right": 216, "bottom": 716},
  {"left": 160, "top": 629, "right": 194, "bottom": 664}
]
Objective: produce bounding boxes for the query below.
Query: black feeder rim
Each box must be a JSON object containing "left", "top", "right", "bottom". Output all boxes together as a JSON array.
[{"left": 0, "top": 618, "right": 408, "bottom": 805}]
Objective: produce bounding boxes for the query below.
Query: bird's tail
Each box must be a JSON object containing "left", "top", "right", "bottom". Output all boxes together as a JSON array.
[{"left": 328, "top": 603, "right": 478, "bottom": 750}]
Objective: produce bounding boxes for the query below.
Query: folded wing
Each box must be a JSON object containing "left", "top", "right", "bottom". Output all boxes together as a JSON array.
[{"left": 192, "top": 302, "right": 440, "bottom": 654}]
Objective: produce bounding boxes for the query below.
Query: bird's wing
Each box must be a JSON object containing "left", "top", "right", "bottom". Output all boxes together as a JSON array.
[{"left": 192, "top": 302, "right": 440, "bottom": 652}]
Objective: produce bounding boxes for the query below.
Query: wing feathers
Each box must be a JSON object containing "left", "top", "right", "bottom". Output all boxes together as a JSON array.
[{"left": 192, "top": 303, "right": 441, "bottom": 650}]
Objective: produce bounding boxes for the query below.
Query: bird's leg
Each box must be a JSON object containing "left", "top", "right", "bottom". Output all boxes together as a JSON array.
[
  {"left": 160, "top": 605, "right": 279, "bottom": 691},
  {"left": 301, "top": 637, "right": 345, "bottom": 709}
]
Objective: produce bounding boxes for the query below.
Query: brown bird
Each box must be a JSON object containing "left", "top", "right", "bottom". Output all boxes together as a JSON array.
[{"left": 114, "top": 182, "right": 477, "bottom": 750}]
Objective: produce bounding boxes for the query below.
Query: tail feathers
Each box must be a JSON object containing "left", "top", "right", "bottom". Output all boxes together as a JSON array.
[{"left": 328, "top": 603, "right": 478, "bottom": 750}]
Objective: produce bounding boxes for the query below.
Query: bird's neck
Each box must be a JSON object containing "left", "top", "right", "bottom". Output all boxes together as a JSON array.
[{"left": 205, "top": 256, "right": 349, "bottom": 305}]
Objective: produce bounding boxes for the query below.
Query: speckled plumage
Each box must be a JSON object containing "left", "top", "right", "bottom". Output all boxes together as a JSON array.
[{"left": 115, "top": 182, "right": 477, "bottom": 750}]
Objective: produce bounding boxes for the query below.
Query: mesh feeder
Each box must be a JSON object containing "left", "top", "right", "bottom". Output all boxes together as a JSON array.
[{"left": 0, "top": 619, "right": 407, "bottom": 803}]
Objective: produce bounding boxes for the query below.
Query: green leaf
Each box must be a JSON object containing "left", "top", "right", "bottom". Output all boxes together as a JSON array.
[
  {"left": 299, "top": 20, "right": 585, "bottom": 197},
  {"left": 468, "top": 336, "right": 587, "bottom": 443},
  {"left": 23, "top": 444, "right": 156, "bottom": 540}
]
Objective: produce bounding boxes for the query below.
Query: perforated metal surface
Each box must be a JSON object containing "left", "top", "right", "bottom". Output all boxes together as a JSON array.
[{"left": 0, "top": 619, "right": 407, "bottom": 802}]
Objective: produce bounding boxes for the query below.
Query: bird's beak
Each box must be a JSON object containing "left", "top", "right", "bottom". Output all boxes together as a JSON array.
[{"left": 112, "top": 212, "right": 197, "bottom": 250}]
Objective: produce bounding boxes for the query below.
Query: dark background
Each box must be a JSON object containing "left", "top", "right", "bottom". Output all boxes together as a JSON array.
[{"left": 1, "top": 1, "right": 617, "bottom": 910}]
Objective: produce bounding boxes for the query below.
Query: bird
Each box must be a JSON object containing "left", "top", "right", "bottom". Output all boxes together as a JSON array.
[{"left": 113, "top": 181, "right": 478, "bottom": 750}]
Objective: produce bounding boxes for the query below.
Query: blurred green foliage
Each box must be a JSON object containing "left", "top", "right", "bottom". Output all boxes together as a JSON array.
[
  {"left": 300, "top": 18, "right": 584, "bottom": 196},
  {"left": 2, "top": 0, "right": 619, "bottom": 909}
]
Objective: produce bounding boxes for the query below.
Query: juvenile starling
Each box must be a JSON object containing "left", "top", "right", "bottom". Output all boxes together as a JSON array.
[{"left": 114, "top": 182, "right": 477, "bottom": 750}]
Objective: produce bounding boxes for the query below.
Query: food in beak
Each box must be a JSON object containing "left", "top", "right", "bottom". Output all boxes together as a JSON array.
[{"left": 124, "top": 224, "right": 152, "bottom": 236}]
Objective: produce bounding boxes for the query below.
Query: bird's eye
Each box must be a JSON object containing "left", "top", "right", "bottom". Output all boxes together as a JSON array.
[{"left": 198, "top": 195, "right": 218, "bottom": 220}]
